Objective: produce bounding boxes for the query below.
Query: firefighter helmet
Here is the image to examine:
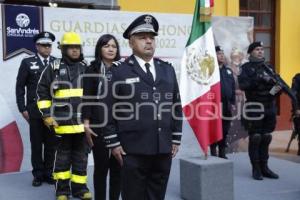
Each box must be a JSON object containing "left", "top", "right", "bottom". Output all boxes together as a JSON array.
[{"left": 60, "top": 32, "right": 82, "bottom": 45}]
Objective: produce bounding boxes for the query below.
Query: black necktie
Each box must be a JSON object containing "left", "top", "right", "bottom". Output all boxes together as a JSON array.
[
  {"left": 145, "top": 63, "right": 154, "bottom": 84},
  {"left": 43, "top": 59, "right": 48, "bottom": 66}
]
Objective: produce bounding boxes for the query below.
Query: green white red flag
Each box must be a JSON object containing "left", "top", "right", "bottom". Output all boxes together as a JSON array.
[{"left": 179, "top": 0, "right": 222, "bottom": 155}]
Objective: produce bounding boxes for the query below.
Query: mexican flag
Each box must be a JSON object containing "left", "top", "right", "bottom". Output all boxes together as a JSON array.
[{"left": 180, "top": 0, "right": 222, "bottom": 155}]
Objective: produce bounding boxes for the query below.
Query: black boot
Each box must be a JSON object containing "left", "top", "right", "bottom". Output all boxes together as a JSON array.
[
  {"left": 210, "top": 144, "right": 217, "bottom": 156},
  {"left": 219, "top": 146, "right": 228, "bottom": 159},
  {"left": 251, "top": 161, "right": 263, "bottom": 180},
  {"left": 249, "top": 134, "right": 262, "bottom": 180},
  {"left": 260, "top": 161, "right": 279, "bottom": 179}
]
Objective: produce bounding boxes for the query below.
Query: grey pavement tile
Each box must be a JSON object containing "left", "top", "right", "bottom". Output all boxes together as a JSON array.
[{"left": 1, "top": 153, "right": 300, "bottom": 200}]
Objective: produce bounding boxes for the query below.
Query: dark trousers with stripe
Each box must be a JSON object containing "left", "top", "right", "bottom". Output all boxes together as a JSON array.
[
  {"left": 121, "top": 154, "right": 172, "bottom": 200},
  {"left": 92, "top": 135, "right": 121, "bottom": 200},
  {"left": 54, "top": 134, "right": 89, "bottom": 196},
  {"left": 29, "top": 118, "right": 56, "bottom": 180}
]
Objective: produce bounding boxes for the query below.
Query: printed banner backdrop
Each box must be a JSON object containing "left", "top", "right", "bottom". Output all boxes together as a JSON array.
[
  {"left": 2, "top": 4, "right": 43, "bottom": 60},
  {"left": 0, "top": 4, "right": 253, "bottom": 172},
  {"left": 43, "top": 8, "right": 192, "bottom": 76},
  {"left": 212, "top": 16, "right": 254, "bottom": 152}
]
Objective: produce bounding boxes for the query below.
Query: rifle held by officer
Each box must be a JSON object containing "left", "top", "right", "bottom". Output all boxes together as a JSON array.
[
  {"left": 262, "top": 64, "right": 300, "bottom": 153},
  {"left": 263, "top": 63, "right": 298, "bottom": 111}
]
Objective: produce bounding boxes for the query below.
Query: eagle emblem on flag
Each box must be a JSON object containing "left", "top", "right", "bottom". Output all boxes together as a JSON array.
[{"left": 185, "top": 47, "right": 215, "bottom": 85}]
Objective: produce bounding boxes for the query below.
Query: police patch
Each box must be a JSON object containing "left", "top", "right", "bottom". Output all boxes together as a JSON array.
[
  {"left": 226, "top": 69, "right": 232, "bottom": 75},
  {"left": 30, "top": 62, "right": 39, "bottom": 70}
]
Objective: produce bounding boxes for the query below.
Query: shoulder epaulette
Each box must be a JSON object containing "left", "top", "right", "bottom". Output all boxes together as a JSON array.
[
  {"left": 225, "top": 66, "right": 233, "bottom": 71},
  {"left": 23, "top": 55, "right": 36, "bottom": 60},
  {"left": 112, "top": 61, "right": 123, "bottom": 67},
  {"left": 25, "top": 55, "right": 35, "bottom": 58},
  {"left": 155, "top": 58, "right": 173, "bottom": 66},
  {"left": 81, "top": 59, "right": 88, "bottom": 66},
  {"left": 51, "top": 58, "right": 61, "bottom": 71},
  {"left": 240, "top": 62, "right": 250, "bottom": 68}
]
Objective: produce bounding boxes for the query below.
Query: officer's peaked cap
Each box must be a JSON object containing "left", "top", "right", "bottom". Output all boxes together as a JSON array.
[
  {"left": 215, "top": 46, "right": 223, "bottom": 52},
  {"left": 33, "top": 31, "right": 55, "bottom": 44},
  {"left": 123, "top": 14, "right": 159, "bottom": 39},
  {"left": 247, "top": 41, "right": 263, "bottom": 54}
]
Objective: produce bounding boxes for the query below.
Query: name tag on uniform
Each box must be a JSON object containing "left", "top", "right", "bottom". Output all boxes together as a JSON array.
[{"left": 125, "top": 77, "right": 140, "bottom": 84}]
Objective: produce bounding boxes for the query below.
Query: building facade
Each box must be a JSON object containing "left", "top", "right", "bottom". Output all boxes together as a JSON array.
[{"left": 117, "top": 0, "right": 300, "bottom": 130}]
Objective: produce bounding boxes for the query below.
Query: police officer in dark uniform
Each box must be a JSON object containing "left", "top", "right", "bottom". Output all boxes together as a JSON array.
[
  {"left": 238, "top": 41, "right": 281, "bottom": 180},
  {"left": 291, "top": 73, "right": 300, "bottom": 155},
  {"left": 16, "top": 31, "right": 56, "bottom": 186},
  {"left": 210, "top": 46, "right": 235, "bottom": 159},
  {"left": 103, "top": 14, "right": 183, "bottom": 200}
]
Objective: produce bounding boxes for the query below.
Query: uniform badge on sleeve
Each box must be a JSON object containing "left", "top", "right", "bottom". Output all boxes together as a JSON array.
[{"left": 226, "top": 69, "right": 232, "bottom": 75}]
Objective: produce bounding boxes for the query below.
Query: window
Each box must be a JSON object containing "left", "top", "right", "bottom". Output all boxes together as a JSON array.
[{"left": 240, "top": 0, "right": 275, "bottom": 64}]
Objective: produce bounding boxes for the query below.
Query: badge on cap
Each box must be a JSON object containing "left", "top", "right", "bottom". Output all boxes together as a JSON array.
[
  {"left": 34, "top": 31, "right": 55, "bottom": 44},
  {"left": 123, "top": 14, "right": 159, "bottom": 39},
  {"left": 144, "top": 16, "right": 152, "bottom": 24}
]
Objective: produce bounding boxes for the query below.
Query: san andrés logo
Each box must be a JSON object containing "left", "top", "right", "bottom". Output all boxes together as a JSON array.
[
  {"left": 6, "top": 13, "right": 39, "bottom": 37},
  {"left": 16, "top": 13, "right": 30, "bottom": 27}
]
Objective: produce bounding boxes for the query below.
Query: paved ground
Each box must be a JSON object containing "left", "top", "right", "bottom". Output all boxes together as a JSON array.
[
  {"left": 1, "top": 128, "right": 300, "bottom": 200},
  {"left": 1, "top": 152, "right": 300, "bottom": 200}
]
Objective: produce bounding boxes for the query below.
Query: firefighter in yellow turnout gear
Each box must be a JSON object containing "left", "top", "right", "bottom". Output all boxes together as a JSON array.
[{"left": 37, "top": 32, "right": 92, "bottom": 200}]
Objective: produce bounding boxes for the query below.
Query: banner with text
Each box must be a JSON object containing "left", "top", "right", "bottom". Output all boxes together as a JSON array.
[{"left": 2, "top": 4, "right": 42, "bottom": 60}]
